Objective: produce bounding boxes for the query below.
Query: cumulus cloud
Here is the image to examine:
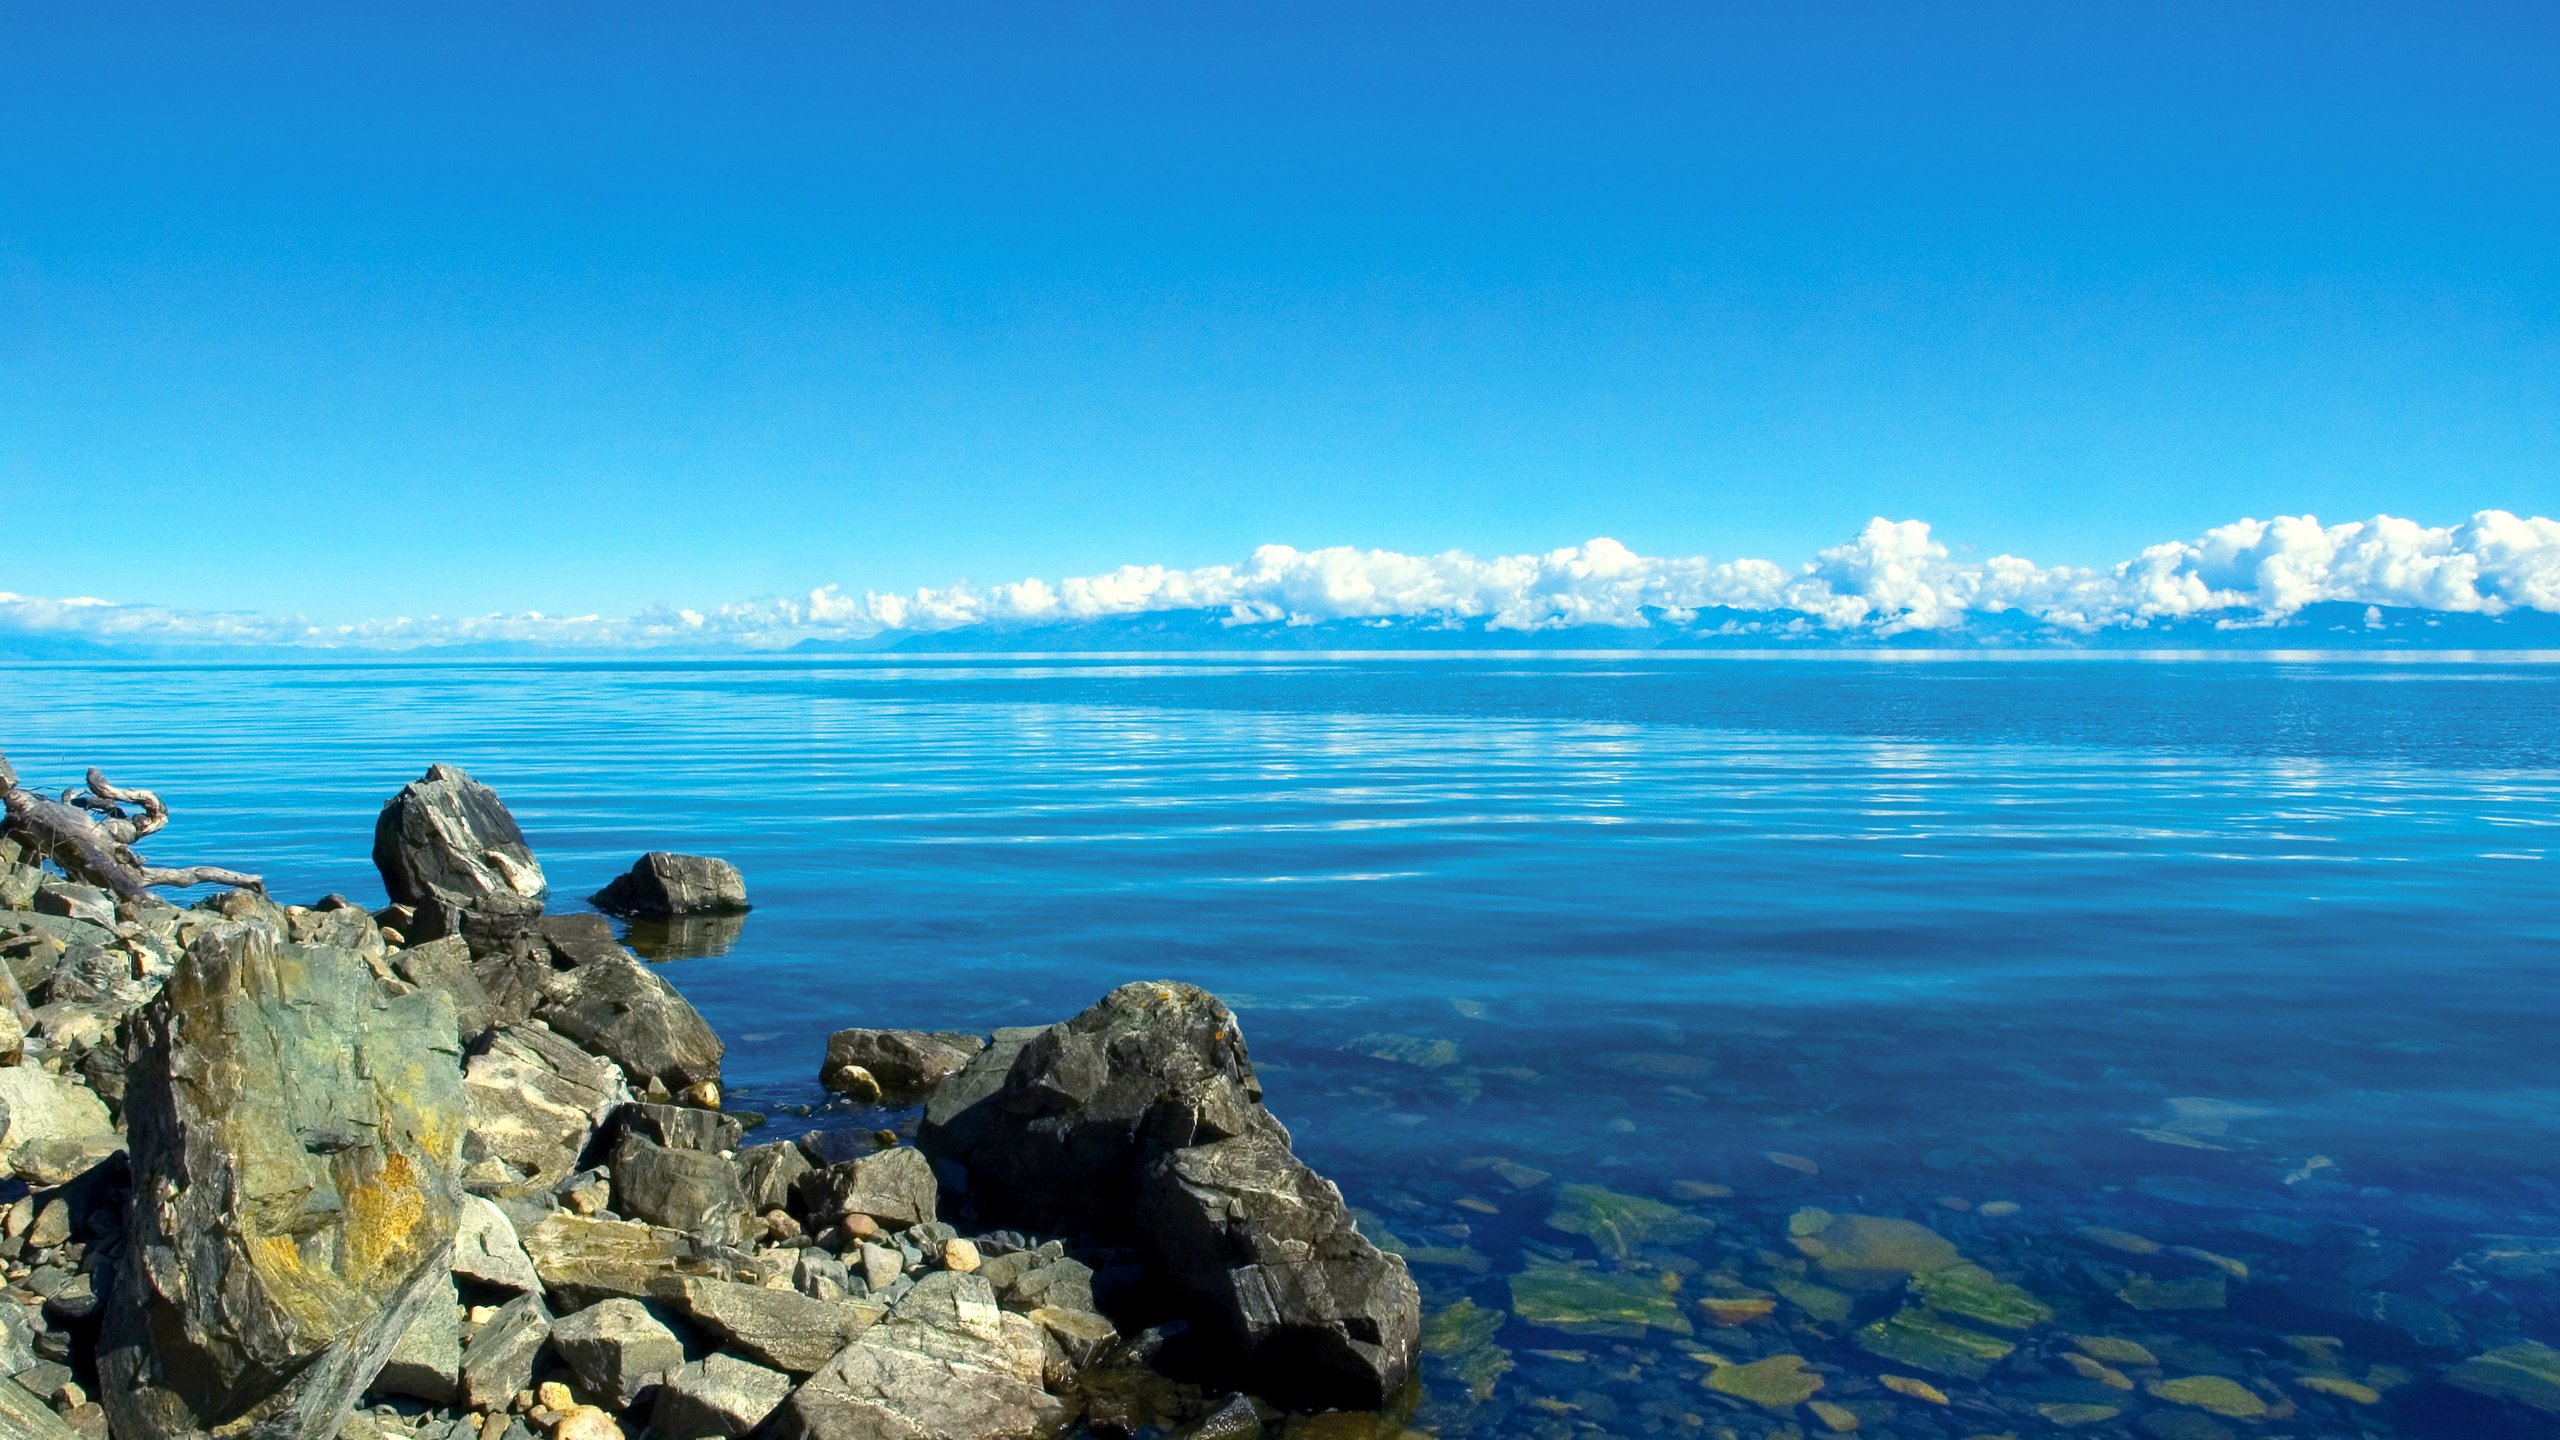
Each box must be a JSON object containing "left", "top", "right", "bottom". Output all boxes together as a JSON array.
[{"left": 7, "top": 510, "right": 2559, "bottom": 652}]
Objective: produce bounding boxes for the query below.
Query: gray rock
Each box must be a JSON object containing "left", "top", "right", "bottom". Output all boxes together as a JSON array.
[
  {"left": 0, "top": 1065, "right": 117, "bottom": 1182},
  {"left": 610, "top": 1134, "right": 751, "bottom": 1243},
  {"left": 738, "top": 1140, "right": 815, "bottom": 1213},
  {"left": 667, "top": 1276, "right": 884, "bottom": 1375},
  {"left": 1, "top": 1300, "right": 39, "bottom": 1374},
  {"left": 373, "top": 1278, "right": 466, "bottom": 1405},
  {"left": 550, "top": 1297, "right": 684, "bottom": 1409},
  {"left": 454, "top": 1193, "right": 542, "bottom": 1294},
  {"left": 518, "top": 1211, "right": 753, "bottom": 1309},
  {"left": 800, "top": 1145, "right": 937, "bottom": 1231},
  {"left": 391, "top": 936, "right": 501, "bottom": 1042},
  {"left": 590, "top": 853, "right": 749, "bottom": 918},
  {"left": 767, "top": 1271, "right": 1066, "bottom": 1440},
  {"left": 651, "top": 1354, "right": 795, "bottom": 1439},
  {"left": 461, "top": 1020, "right": 631, "bottom": 1198},
  {"left": 99, "top": 927, "right": 467, "bottom": 1440},
  {"left": 459, "top": 1292, "right": 553, "bottom": 1412},
  {"left": 612, "top": 1100, "right": 746, "bottom": 1154},
  {"left": 858, "top": 1242, "right": 905, "bottom": 1293},
  {"left": 539, "top": 912, "right": 628, "bottom": 968},
  {"left": 1028, "top": 1305, "right": 1118, "bottom": 1370},
  {"left": 536, "top": 949, "right": 724, "bottom": 1093},
  {"left": 994, "top": 1257, "right": 1096, "bottom": 1316},
  {"left": 372, "top": 763, "right": 548, "bottom": 924},
  {"left": 818, "top": 1029, "right": 985, "bottom": 1104},
  {"left": 0, "top": 1377, "right": 77, "bottom": 1439},
  {"left": 919, "top": 981, "right": 1419, "bottom": 1412},
  {"left": 794, "top": 1248, "right": 855, "bottom": 1302}
]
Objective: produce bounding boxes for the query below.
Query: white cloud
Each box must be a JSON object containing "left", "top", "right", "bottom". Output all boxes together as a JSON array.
[{"left": 7, "top": 510, "right": 2558, "bottom": 651}]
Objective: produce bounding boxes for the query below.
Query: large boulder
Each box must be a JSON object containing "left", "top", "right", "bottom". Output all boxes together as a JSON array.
[
  {"left": 610, "top": 1133, "right": 752, "bottom": 1243},
  {"left": 591, "top": 852, "right": 749, "bottom": 918},
  {"left": 536, "top": 948, "right": 724, "bottom": 1093},
  {"left": 920, "top": 982, "right": 1419, "bottom": 1412},
  {"left": 99, "top": 927, "right": 467, "bottom": 1440},
  {"left": 767, "top": 1271, "right": 1068, "bottom": 1440},
  {"left": 819, "top": 1028, "right": 986, "bottom": 1104},
  {"left": 372, "top": 764, "right": 547, "bottom": 934}
]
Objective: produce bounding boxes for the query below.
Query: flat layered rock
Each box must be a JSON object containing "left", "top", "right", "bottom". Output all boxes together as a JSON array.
[
  {"left": 519, "top": 1211, "right": 753, "bottom": 1308},
  {"left": 462, "top": 1019, "right": 631, "bottom": 1198},
  {"left": 767, "top": 1272, "right": 1067, "bottom": 1440},
  {"left": 669, "top": 1276, "right": 886, "bottom": 1375}
]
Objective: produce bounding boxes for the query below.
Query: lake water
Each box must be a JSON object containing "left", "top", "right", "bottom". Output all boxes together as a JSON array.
[{"left": 7, "top": 655, "right": 2560, "bottom": 1437}]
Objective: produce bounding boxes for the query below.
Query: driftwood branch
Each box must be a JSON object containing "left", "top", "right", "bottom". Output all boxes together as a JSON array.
[{"left": 0, "top": 752, "right": 262, "bottom": 901}]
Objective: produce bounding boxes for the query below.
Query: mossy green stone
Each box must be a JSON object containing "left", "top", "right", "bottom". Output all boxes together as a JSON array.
[
  {"left": 1795, "top": 1213, "right": 1961, "bottom": 1285},
  {"left": 2446, "top": 1342, "right": 2560, "bottom": 1413},
  {"left": 1508, "top": 1265, "right": 1693, "bottom": 1338},
  {"left": 1851, "top": 1307, "right": 2016, "bottom": 1380},
  {"left": 2146, "top": 1376, "right": 2270, "bottom": 1419},
  {"left": 2069, "top": 1334, "right": 2158, "bottom": 1366},
  {"left": 1910, "top": 1264, "right": 2051, "bottom": 1330},
  {"left": 2036, "top": 1403, "right": 2121, "bottom": 1426},
  {"left": 1546, "top": 1184, "right": 1711, "bottom": 1259},
  {"left": 1422, "top": 1298, "right": 1505, "bottom": 1356},
  {"left": 1705, "top": 1354, "right": 1823, "bottom": 1410}
]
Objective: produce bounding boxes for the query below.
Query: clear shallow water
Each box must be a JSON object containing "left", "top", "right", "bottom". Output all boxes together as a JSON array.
[{"left": 7, "top": 656, "right": 2560, "bottom": 1437}]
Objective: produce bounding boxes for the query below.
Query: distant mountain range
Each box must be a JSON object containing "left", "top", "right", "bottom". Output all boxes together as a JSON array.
[{"left": 5, "top": 600, "right": 2557, "bottom": 662}]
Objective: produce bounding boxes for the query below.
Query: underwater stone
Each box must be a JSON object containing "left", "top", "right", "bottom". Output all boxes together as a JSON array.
[
  {"left": 1790, "top": 1211, "right": 1961, "bottom": 1286},
  {"left": 1851, "top": 1307, "right": 2016, "bottom": 1380},
  {"left": 2117, "top": 1273, "right": 2227, "bottom": 1312},
  {"left": 2445, "top": 1341, "right": 2560, "bottom": 1413},
  {"left": 2145, "top": 1375, "right": 2270, "bottom": 1419},
  {"left": 1773, "top": 1276, "right": 1854, "bottom": 1326},
  {"left": 1908, "top": 1263, "right": 2051, "bottom": 1330},
  {"left": 1507, "top": 1265, "right": 1692, "bottom": 1338},
  {"left": 1704, "top": 1354, "right": 1822, "bottom": 1410},
  {"left": 1544, "top": 1183, "right": 1711, "bottom": 1260}
]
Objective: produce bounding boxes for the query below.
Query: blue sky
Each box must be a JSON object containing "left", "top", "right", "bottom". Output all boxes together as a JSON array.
[{"left": 3, "top": 2, "right": 2555, "bottom": 635}]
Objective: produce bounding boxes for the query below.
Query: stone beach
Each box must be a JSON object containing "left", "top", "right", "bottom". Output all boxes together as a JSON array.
[{"left": 2, "top": 747, "right": 2558, "bottom": 1440}]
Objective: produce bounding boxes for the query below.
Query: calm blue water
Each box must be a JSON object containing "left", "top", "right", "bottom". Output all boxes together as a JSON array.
[{"left": 7, "top": 656, "right": 2560, "bottom": 1436}]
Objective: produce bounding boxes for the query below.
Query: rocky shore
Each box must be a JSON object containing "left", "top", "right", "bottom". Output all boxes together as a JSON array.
[{"left": 0, "top": 757, "right": 1419, "bottom": 1440}]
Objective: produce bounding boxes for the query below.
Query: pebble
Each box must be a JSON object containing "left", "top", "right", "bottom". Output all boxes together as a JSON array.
[
  {"left": 552, "top": 1406, "right": 622, "bottom": 1440},
  {"left": 943, "top": 1237, "right": 982, "bottom": 1273},
  {"left": 536, "top": 1383, "right": 574, "bottom": 1413},
  {"left": 1764, "top": 1152, "right": 1820, "bottom": 1176}
]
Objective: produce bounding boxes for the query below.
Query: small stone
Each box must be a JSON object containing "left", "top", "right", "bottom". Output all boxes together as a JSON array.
[
  {"left": 1878, "top": 1374, "right": 1948, "bottom": 1404},
  {"left": 2146, "top": 1375, "right": 2270, "bottom": 1419},
  {"left": 2071, "top": 1334, "right": 2159, "bottom": 1366},
  {"left": 1806, "top": 1398, "right": 1859, "bottom": 1431},
  {"left": 2063, "top": 1352, "right": 2134, "bottom": 1389},
  {"left": 2296, "top": 1374, "right": 2382, "bottom": 1404},
  {"left": 2037, "top": 1403, "right": 2122, "bottom": 1426},
  {"left": 843, "top": 1213, "right": 880, "bottom": 1240},
  {"left": 1764, "top": 1151, "right": 1819, "bottom": 1175},
  {"left": 552, "top": 1405, "right": 623, "bottom": 1440},
  {"left": 2074, "top": 1225, "right": 2161, "bottom": 1256},
  {"left": 1977, "top": 1200, "right": 2022, "bottom": 1217},
  {"left": 942, "top": 1238, "right": 981, "bottom": 1273},
  {"left": 682, "top": 1081, "right": 721, "bottom": 1109},
  {"left": 1669, "top": 1181, "right": 1733, "bottom": 1200},
  {"left": 1696, "top": 1294, "right": 1776, "bottom": 1327},
  {"left": 1704, "top": 1354, "right": 1822, "bottom": 1409},
  {"left": 537, "top": 1383, "right": 575, "bottom": 1412}
]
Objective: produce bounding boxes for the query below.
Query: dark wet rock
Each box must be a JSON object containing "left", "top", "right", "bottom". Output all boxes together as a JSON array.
[
  {"left": 99, "top": 927, "right": 466, "bottom": 1440},
  {"left": 767, "top": 1270, "right": 1067, "bottom": 1440},
  {"left": 592, "top": 852, "right": 749, "bottom": 918},
  {"left": 552, "top": 1296, "right": 685, "bottom": 1408},
  {"left": 668, "top": 1276, "right": 885, "bottom": 1375},
  {"left": 372, "top": 764, "right": 548, "bottom": 929},
  {"left": 460, "top": 1292, "right": 554, "bottom": 1412},
  {"left": 612, "top": 1100, "right": 746, "bottom": 1154},
  {"left": 820, "top": 1029, "right": 986, "bottom": 1104},
  {"left": 536, "top": 948, "right": 724, "bottom": 1092},
  {"left": 392, "top": 935, "right": 501, "bottom": 1042},
  {"left": 799, "top": 1144, "right": 939, "bottom": 1230},
  {"left": 462, "top": 1019, "right": 632, "bottom": 1198},
  {"left": 518, "top": 1211, "right": 753, "bottom": 1308},
  {"left": 1138, "top": 1125, "right": 1424, "bottom": 1410},
  {"left": 610, "top": 1133, "right": 752, "bottom": 1243},
  {"left": 920, "top": 981, "right": 1419, "bottom": 1412},
  {"left": 652, "top": 1354, "right": 795, "bottom": 1439}
]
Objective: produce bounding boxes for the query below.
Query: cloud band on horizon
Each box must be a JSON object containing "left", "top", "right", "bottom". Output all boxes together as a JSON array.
[{"left": 7, "top": 510, "right": 2559, "bottom": 651}]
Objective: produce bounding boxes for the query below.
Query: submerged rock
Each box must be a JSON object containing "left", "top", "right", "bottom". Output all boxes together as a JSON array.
[
  {"left": 591, "top": 851, "right": 750, "bottom": 918},
  {"left": 1705, "top": 1353, "right": 1822, "bottom": 1410},
  {"left": 372, "top": 763, "right": 547, "bottom": 934},
  {"left": 1789, "top": 1209, "right": 1961, "bottom": 1286},
  {"left": 2446, "top": 1341, "right": 2560, "bottom": 1413},
  {"left": 100, "top": 927, "right": 467, "bottom": 1440},
  {"left": 1544, "top": 1183, "right": 1710, "bottom": 1260},
  {"left": 1507, "top": 1265, "right": 1691, "bottom": 1338},
  {"left": 921, "top": 981, "right": 1420, "bottom": 1411},
  {"left": 1852, "top": 1306, "right": 2016, "bottom": 1380}
]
